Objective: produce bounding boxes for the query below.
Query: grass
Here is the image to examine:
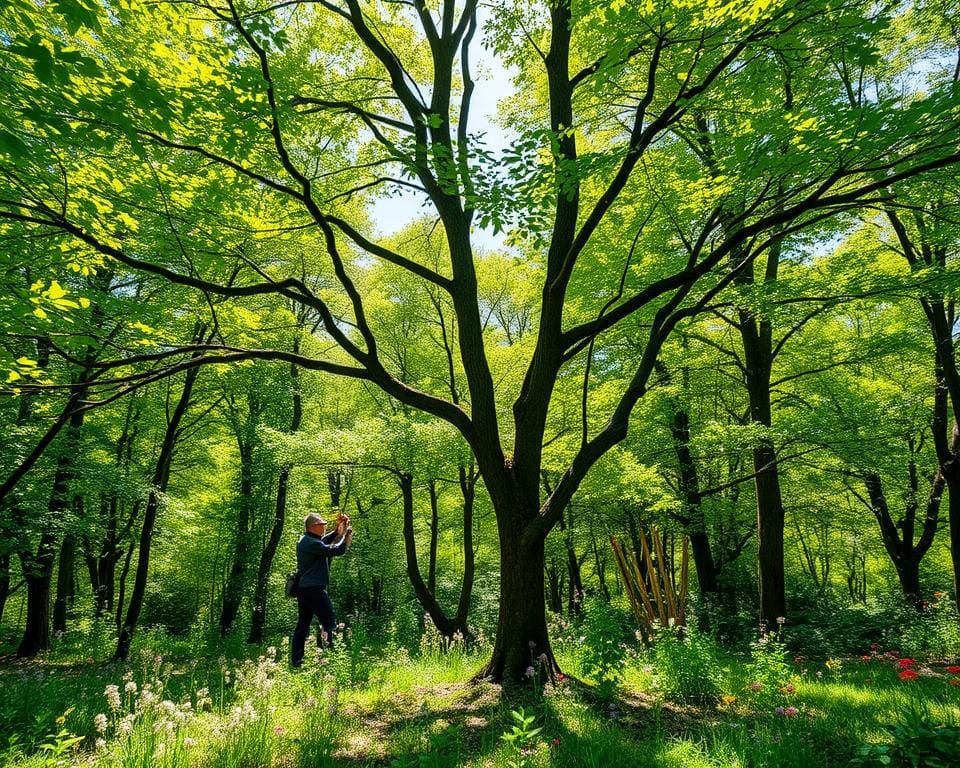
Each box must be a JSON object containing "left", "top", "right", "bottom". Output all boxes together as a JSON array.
[{"left": 1, "top": 628, "right": 959, "bottom": 767}]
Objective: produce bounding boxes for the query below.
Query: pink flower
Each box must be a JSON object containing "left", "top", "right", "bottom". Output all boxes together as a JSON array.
[
  {"left": 747, "top": 682, "right": 762, "bottom": 691},
  {"left": 274, "top": 726, "right": 284, "bottom": 734},
  {"left": 784, "top": 706, "right": 798, "bottom": 717}
]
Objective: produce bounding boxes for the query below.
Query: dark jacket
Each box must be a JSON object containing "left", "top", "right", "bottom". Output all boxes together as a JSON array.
[{"left": 297, "top": 530, "right": 348, "bottom": 589}]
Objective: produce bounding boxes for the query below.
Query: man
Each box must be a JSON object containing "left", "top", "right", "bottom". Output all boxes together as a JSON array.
[{"left": 290, "top": 510, "right": 353, "bottom": 667}]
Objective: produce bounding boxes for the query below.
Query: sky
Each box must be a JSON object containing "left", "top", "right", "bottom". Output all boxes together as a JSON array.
[{"left": 367, "top": 15, "right": 516, "bottom": 254}]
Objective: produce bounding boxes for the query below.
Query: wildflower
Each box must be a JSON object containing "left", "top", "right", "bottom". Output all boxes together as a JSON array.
[
  {"left": 776, "top": 616, "right": 786, "bottom": 625},
  {"left": 947, "top": 666, "right": 960, "bottom": 674},
  {"left": 525, "top": 666, "right": 535, "bottom": 678},
  {"left": 94, "top": 713, "right": 108, "bottom": 733},
  {"left": 95, "top": 738, "right": 106, "bottom": 750},
  {"left": 556, "top": 673, "right": 567, "bottom": 683},
  {"left": 784, "top": 706, "right": 798, "bottom": 717},
  {"left": 184, "top": 737, "right": 197, "bottom": 748},
  {"left": 793, "top": 655, "right": 806, "bottom": 664},
  {"left": 775, "top": 707, "right": 785, "bottom": 715},
  {"left": 934, "top": 591, "right": 945, "bottom": 599},
  {"left": 274, "top": 726, "right": 284, "bottom": 734},
  {"left": 125, "top": 681, "right": 137, "bottom": 695},
  {"left": 870, "top": 643, "right": 879, "bottom": 652},
  {"left": 721, "top": 695, "right": 737, "bottom": 705},
  {"left": 950, "top": 678, "right": 960, "bottom": 687},
  {"left": 119, "top": 714, "right": 135, "bottom": 734},
  {"left": 897, "top": 658, "right": 917, "bottom": 669},
  {"left": 861, "top": 655, "right": 872, "bottom": 662},
  {"left": 747, "top": 682, "right": 762, "bottom": 692},
  {"left": 537, "top": 653, "right": 548, "bottom": 665},
  {"left": 551, "top": 738, "right": 561, "bottom": 747},
  {"left": 778, "top": 684, "right": 795, "bottom": 695},
  {"left": 105, "top": 684, "right": 121, "bottom": 710},
  {"left": 825, "top": 658, "right": 841, "bottom": 672},
  {"left": 86, "top": 656, "right": 94, "bottom": 665},
  {"left": 899, "top": 669, "right": 919, "bottom": 681}
]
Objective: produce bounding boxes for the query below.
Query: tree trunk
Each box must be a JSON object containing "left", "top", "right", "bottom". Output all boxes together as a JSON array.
[
  {"left": 115, "top": 359, "right": 200, "bottom": 660},
  {"left": 427, "top": 479, "right": 439, "bottom": 595},
  {"left": 0, "top": 552, "right": 9, "bottom": 624},
  {"left": 220, "top": 390, "right": 262, "bottom": 637},
  {"left": 17, "top": 372, "right": 90, "bottom": 657},
  {"left": 662, "top": 389, "right": 720, "bottom": 594},
  {"left": 247, "top": 465, "right": 290, "bottom": 644},
  {"left": 16, "top": 531, "right": 58, "bottom": 656},
  {"left": 399, "top": 473, "right": 469, "bottom": 639},
  {"left": 115, "top": 540, "right": 135, "bottom": 631},
  {"left": 475, "top": 532, "right": 556, "bottom": 682},
  {"left": 52, "top": 534, "right": 76, "bottom": 634}
]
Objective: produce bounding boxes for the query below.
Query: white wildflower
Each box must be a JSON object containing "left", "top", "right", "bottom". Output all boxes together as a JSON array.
[
  {"left": 105, "top": 684, "right": 121, "bottom": 710},
  {"left": 94, "top": 713, "right": 108, "bottom": 733}
]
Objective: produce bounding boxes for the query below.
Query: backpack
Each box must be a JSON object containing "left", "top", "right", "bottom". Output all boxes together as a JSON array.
[{"left": 284, "top": 570, "right": 300, "bottom": 598}]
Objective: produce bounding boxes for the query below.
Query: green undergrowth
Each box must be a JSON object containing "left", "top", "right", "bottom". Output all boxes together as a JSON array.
[{"left": 1, "top": 624, "right": 959, "bottom": 768}]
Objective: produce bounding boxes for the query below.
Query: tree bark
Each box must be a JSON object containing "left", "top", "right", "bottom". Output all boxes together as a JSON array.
[
  {"left": 0, "top": 553, "right": 9, "bottom": 624},
  {"left": 52, "top": 533, "right": 76, "bottom": 634},
  {"left": 115, "top": 359, "right": 200, "bottom": 660},
  {"left": 220, "top": 390, "right": 262, "bottom": 637},
  {"left": 249, "top": 346, "right": 303, "bottom": 644},
  {"left": 475, "top": 532, "right": 557, "bottom": 682}
]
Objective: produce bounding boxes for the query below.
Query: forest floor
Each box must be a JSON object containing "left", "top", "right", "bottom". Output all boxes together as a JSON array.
[{"left": 1, "top": 629, "right": 959, "bottom": 767}]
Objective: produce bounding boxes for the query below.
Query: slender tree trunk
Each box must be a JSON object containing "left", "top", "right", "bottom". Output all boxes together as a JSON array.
[
  {"left": 399, "top": 473, "right": 469, "bottom": 638},
  {"left": 115, "top": 361, "right": 200, "bottom": 660},
  {"left": 0, "top": 552, "right": 9, "bottom": 623},
  {"left": 52, "top": 534, "right": 76, "bottom": 634},
  {"left": 220, "top": 391, "right": 262, "bottom": 637},
  {"left": 115, "top": 540, "right": 134, "bottom": 631},
  {"left": 662, "top": 391, "right": 720, "bottom": 595},
  {"left": 247, "top": 466, "right": 290, "bottom": 644},
  {"left": 17, "top": 375, "right": 89, "bottom": 657},
  {"left": 427, "top": 479, "right": 439, "bottom": 595}
]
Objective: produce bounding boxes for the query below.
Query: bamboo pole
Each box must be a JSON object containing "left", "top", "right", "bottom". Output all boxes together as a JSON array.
[
  {"left": 653, "top": 527, "right": 678, "bottom": 622},
  {"left": 639, "top": 531, "right": 667, "bottom": 625}
]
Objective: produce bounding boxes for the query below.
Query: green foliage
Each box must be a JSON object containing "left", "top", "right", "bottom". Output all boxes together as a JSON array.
[
  {"left": 651, "top": 626, "right": 725, "bottom": 704},
  {"left": 500, "top": 708, "right": 541, "bottom": 768},
  {"left": 575, "top": 597, "right": 630, "bottom": 700},
  {"left": 745, "top": 626, "right": 794, "bottom": 705},
  {"left": 849, "top": 703, "right": 960, "bottom": 768}
]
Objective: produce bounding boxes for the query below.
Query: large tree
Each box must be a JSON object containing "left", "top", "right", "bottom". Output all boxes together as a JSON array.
[{"left": 1, "top": 0, "right": 959, "bottom": 678}]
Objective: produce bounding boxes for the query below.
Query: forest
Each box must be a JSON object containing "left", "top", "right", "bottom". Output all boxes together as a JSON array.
[{"left": 2, "top": 0, "right": 960, "bottom": 766}]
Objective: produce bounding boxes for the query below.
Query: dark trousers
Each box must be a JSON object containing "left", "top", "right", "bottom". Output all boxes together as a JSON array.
[{"left": 291, "top": 585, "right": 336, "bottom": 666}]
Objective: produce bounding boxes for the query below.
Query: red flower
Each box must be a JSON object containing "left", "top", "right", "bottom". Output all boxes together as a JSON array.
[
  {"left": 899, "top": 669, "right": 919, "bottom": 681},
  {"left": 950, "top": 678, "right": 960, "bottom": 687},
  {"left": 946, "top": 666, "right": 960, "bottom": 675},
  {"left": 860, "top": 655, "right": 872, "bottom": 662},
  {"left": 551, "top": 738, "right": 561, "bottom": 747},
  {"left": 897, "top": 658, "right": 917, "bottom": 669},
  {"left": 556, "top": 673, "right": 567, "bottom": 682}
]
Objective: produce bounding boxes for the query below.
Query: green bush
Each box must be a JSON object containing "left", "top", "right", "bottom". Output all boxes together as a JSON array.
[
  {"left": 576, "top": 597, "right": 630, "bottom": 699},
  {"left": 651, "top": 626, "right": 725, "bottom": 703},
  {"left": 849, "top": 703, "right": 960, "bottom": 768}
]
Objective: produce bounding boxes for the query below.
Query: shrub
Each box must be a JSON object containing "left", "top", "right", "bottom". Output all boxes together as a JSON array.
[
  {"left": 849, "top": 703, "right": 960, "bottom": 768},
  {"left": 651, "top": 626, "right": 725, "bottom": 703}
]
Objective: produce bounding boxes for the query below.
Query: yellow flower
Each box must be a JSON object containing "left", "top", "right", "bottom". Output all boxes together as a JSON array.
[{"left": 721, "top": 695, "right": 737, "bottom": 705}]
